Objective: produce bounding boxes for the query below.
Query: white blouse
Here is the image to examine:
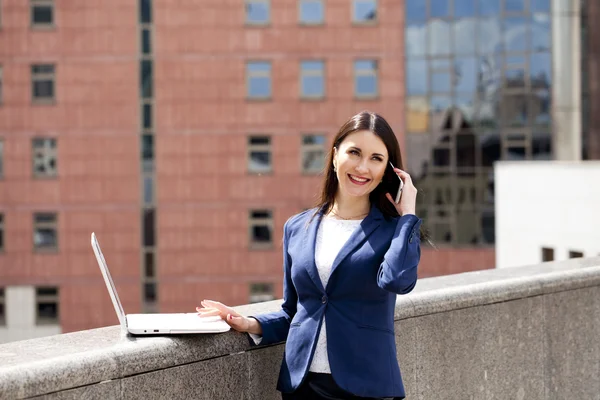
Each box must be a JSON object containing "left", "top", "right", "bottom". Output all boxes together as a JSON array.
[{"left": 249, "top": 215, "right": 363, "bottom": 375}]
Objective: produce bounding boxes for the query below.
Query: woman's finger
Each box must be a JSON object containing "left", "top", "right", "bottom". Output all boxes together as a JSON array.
[{"left": 393, "top": 168, "right": 412, "bottom": 183}]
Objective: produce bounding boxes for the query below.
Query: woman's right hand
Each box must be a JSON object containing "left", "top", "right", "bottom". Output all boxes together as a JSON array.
[{"left": 196, "top": 300, "right": 262, "bottom": 335}]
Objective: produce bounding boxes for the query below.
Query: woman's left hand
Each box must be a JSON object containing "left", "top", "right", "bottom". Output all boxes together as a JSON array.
[{"left": 386, "top": 168, "right": 417, "bottom": 216}]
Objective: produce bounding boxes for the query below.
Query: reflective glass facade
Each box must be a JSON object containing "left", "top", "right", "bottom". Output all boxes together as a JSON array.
[{"left": 404, "top": 0, "right": 552, "bottom": 245}]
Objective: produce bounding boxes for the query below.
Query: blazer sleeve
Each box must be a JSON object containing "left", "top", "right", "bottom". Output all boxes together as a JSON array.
[
  {"left": 377, "top": 214, "right": 422, "bottom": 294},
  {"left": 247, "top": 219, "right": 297, "bottom": 346}
]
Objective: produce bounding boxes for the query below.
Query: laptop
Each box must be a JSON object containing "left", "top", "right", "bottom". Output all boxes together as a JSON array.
[{"left": 91, "top": 232, "right": 230, "bottom": 335}]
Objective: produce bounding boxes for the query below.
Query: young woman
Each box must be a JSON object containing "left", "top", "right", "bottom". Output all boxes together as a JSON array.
[{"left": 197, "top": 111, "right": 421, "bottom": 400}]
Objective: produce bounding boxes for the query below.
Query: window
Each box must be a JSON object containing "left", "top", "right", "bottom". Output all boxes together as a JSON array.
[
  {"left": 301, "top": 134, "right": 326, "bottom": 173},
  {"left": 354, "top": 60, "right": 378, "bottom": 98},
  {"left": 140, "top": 60, "right": 153, "bottom": 99},
  {"left": 32, "top": 138, "right": 57, "bottom": 178},
  {"left": 140, "top": 0, "right": 152, "bottom": 24},
  {"left": 142, "top": 134, "right": 154, "bottom": 172},
  {"left": 541, "top": 247, "right": 554, "bottom": 262},
  {"left": 300, "top": 61, "right": 325, "bottom": 99},
  {"left": 30, "top": 0, "right": 54, "bottom": 28},
  {"left": 246, "top": 0, "right": 270, "bottom": 25},
  {"left": 299, "top": 0, "right": 324, "bottom": 25},
  {"left": 249, "top": 210, "right": 273, "bottom": 248},
  {"left": 144, "top": 282, "right": 156, "bottom": 303},
  {"left": 36, "top": 287, "right": 59, "bottom": 325},
  {"left": 353, "top": 0, "right": 377, "bottom": 24},
  {"left": 247, "top": 61, "right": 272, "bottom": 99},
  {"left": 0, "top": 138, "right": 3, "bottom": 178},
  {"left": 569, "top": 250, "right": 584, "bottom": 259},
  {"left": 0, "top": 288, "right": 5, "bottom": 326},
  {"left": 0, "top": 213, "right": 4, "bottom": 251},
  {"left": 0, "top": 65, "right": 3, "bottom": 104},
  {"left": 249, "top": 283, "right": 274, "bottom": 303},
  {"left": 33, "top": 212, "right": 58, "bottom": 251},
  {"left": 248, "top": 135, "right": 272, "bottom": 173},
  {"left": 31, "top": 64, "right": 55, "bottom": 103}
]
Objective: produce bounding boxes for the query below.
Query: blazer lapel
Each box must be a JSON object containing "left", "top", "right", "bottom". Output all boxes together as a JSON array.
[
  {"left": 302, "top": 209, "right": 326, "bottom": 293},
  {"left": 326, "top": 206, "right": 383, "bottom": 290}
]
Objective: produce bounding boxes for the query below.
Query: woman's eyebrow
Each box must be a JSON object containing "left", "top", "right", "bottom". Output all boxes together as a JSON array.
[{"left": 348, "top": 146, "right": 385, "bottom": 158}]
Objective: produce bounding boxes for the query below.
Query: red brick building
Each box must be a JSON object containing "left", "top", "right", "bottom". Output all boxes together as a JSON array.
[{"left": 0, "top": 0, "right": 492, "bottom": 338}]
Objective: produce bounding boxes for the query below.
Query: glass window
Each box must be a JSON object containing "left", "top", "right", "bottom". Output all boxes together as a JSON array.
[
  {"left": 247, "top": 61, "right": 272, "bottom": 99},
  {"left": 531, "top": 0, "right": 550, "bottom": 12},
  {"left": 504, "top": 0, "right": 525, "bottom": 13},
  {"left": 530, "top": 52, "right": 552, "bottom": 86},
  {"left": 0, "top": 139, "right": 3, "bottom": 179},
  {"left": 30, "top": 0, "right": 54, "bottom": 28},
  {"left": 32, "top": 138, "right": 57, "bottom": 178},
  {"left": 531, "top": 12, "right": 550, "bottom": 51},
  {"left": 248, "top": 135, "right": 272, "bottom": 173},
  {"left": 532, "top": 87, "right": 551, "bottom": 125},
  {"left": 0, "top": 213, "right": 4, "bottom": 252},
  {"left": 453, "top": 56, "right": 478, "bottom": 92},
  {"left": 249, "top": 210, "right": 273, "bottom": 248},
  {"left": 143, "top": 208, "right": 155, "bottom": 247},
  {"left": 406, "top": 1, "right": 426, "bottom": 21},
  {"left": 406, "top": 21, "right": 427, "bottom": 57},
  {"left": 249, "top": 283, "right": 274, "bottom": 303},
  {"left": 431, "top": 71, "right": 451, "bottom": 93},
  {"left": 430, "top": 0, "right": 450, "bottom": 18},
  {"left": 301, "top": 134, "right": 326, "bottom": 173},
  {"left": 300, "top": 61, "right": 325, "bottom": 99},
  {"left": 353, "top": 0, "right": 377, "bottom": 24},
  {"left": 502, "top": 94, "right": 528, "bottom": 126},
  {"left": 428, "top": 20, "right": 451, "bottom": 56},
  {"left": 453, "top": 0, "right": 475, "bottom": 17},
  {"left": 140, "top": 60, "right": 153, "bottom": 99},
  {"left": 0, "top": 287, "right": 4, "bottom": 326},
  {"left": 142, "top": 134, "right": 154, "bottom": 172},
  {"left": 144, "top": 175, "right": 154, "bottom": 204},
  {"left": 407, "top": 59, "right": 428, "bottom": 95},
  {"left": 406, "top": 97, "right": 429, "bottom": 132},
  {"left": 144, "top": 282, "right": 157, "bottom": 303},
  {"left": 143, "top": 103, "right": 152, "bottom": 130},
  {"left": 354, "top": 60, "right": 378, "bottom": 98},
  {"left": 33, "top": 213, "right": 58, "bottom": 250},
  {"left": 503, "top": 17, "right": 529, "bottom": 52},
  {"left": 142, "top": 29, "right": 152, "bottom": 55},
  {"left": 0, "top": 65, "right": 3, "bottom": 104},
  {"left": 453, "top": 18, "right": 477, "bottom": 54},
  {"left": 140, "top": 0, "right": 152, "bottom": 24},
  {"left": 477, "top": 18, "right": 502, "bottom": 53},
  {"left": 299, "top": 0, "right": 324, "bottom": 24},
  {"left": 246, "top": 0, "right": 270, "bottom": 25},
  {"left": 144, "top": 252, "right": 155, "bottom": 278},
  {"left": 36, "top": 287, "right": 59, "bottom": 325},
  {"left": 478, "top": 0, "right": 500, "bottom": 16},
  {"left": 31, "top": 64, "right": 55, "bottom": 103}
]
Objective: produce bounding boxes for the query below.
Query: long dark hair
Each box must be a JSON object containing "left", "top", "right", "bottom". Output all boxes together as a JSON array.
[{"left": 314, "top": 111, "right": 429, "bottom": 240}]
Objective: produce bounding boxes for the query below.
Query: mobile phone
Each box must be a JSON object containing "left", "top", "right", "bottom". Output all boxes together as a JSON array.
[{"left": 389, "top": 162, "right": 404, "bottom": 204}]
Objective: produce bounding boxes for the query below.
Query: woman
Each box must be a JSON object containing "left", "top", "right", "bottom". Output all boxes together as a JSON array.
[{"left": 197, "top": 111, "right": 421, "bottom": 400}]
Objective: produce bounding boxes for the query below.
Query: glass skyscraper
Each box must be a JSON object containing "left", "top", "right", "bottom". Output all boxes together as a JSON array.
[{"left": 404, "top": 0, "right": 552, "bottom": 246}]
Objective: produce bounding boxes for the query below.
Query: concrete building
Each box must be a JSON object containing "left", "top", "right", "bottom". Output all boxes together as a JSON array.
[{"left": 495, "top": 161, "right": 600, "bottom": 269}]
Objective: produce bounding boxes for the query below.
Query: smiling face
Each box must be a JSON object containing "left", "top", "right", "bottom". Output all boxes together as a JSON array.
[{"left": 333, "top": 130, "right": 389, "bottom": 200}]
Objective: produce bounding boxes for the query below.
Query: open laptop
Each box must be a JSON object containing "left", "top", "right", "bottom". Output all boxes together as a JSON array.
[{"left": 91, "top": 232, "right": 230, "bottom": 335}]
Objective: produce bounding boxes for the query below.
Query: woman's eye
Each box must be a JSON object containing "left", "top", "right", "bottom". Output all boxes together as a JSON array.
[
  {"left": 349, "top": 150, "right": 360, "bottom": 156},
  {"left": 373, "top": 157, "right": 383, "bottom": 162}
]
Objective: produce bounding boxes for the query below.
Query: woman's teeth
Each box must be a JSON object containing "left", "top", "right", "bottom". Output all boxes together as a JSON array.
[{"left": 349, "top": 174, "right": 370, "bottom": 184}]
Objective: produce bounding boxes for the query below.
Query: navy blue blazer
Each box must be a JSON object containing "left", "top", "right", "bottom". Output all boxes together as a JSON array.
[{"left": 251, "top": 205, "right": 421, "bottom": 399}]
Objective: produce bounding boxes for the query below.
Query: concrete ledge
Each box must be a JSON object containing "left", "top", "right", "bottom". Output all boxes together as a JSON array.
[{"left": 1, "top": 257, "right": 599, "bottom": 399}]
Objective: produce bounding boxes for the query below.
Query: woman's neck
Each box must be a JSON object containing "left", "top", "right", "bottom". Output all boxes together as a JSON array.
[{"left": 330, "top": 193, "right": 370, "bottom": 220}]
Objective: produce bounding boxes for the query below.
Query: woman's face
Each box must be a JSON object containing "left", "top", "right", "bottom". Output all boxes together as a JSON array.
[{"left": 333, "top": 130, "right": 389, "bottom": 200}]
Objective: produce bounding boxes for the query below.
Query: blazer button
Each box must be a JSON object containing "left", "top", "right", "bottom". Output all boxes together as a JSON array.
[{"left": 321, "top": 295, "right": 327, "bottom": 304}]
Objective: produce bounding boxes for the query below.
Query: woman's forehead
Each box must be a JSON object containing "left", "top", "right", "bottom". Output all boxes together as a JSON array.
[{"left": 339, "top": 130, "right": 387, "bottom": 154}]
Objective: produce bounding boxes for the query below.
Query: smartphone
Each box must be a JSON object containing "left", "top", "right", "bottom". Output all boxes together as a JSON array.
[{"left": 389, "top": 162, "right": 404, "bottom": 204}]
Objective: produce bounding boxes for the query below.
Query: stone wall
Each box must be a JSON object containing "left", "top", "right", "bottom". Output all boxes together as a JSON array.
[{"left": 0, "top": 257, "right": 599, "bottom": 399}]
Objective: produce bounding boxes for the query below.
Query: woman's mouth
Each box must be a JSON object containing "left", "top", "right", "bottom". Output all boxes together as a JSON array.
[{"left": 348, "top": 174, "right": 371, "bottom": 185}]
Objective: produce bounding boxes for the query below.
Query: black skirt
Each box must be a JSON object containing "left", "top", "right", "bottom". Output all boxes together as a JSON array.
[{"left": 280, "top": 372, "right": 402, "bottom": 400}]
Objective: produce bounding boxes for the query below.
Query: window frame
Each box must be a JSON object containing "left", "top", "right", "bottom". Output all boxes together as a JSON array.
[
  {"left": 35, "top": 286, "right": 59, "bottom": 325},
  {"left": 245, "top": 0, "right": 271, "bottom": 26},
  {"left": 299, "top": 60, "right": 325, "bottom": 100},
  {"left": 32, "top": 137, "right": 58, "bottom": 179},
  {"left": 31, "top": 64, "right": 56, "bottom": 104},
  {"left": 298, "top": 0, "right": 325, "bottom": 25},
  {"left": 352, "top": 0, "right": 378, "bottom": 25},
  {"left": 247, "top": 135, "right": 273, "bottom": 174},
  {"left": 301, "top": 134, "right": 326, "bottom": 174},
  {"left": 30, "top": 0, "right": 55, "bottom": 29},
  {"left": 246, "top": 61, "right": 272, "bottom": 100},
  {"left": 0, "top": 212, "right": 4, "bottom": 252},
  {"left": 33, "top": 212, "right": 58, "bottom": 252},
  {"left": 249, "top": 282, "right": 275, "bottom": 303},
  {"left": 248, "top": 209, "right": 274, "bottom": 250},
  {"left": 354, "top": 59, "right": 379, "bottom": 99},
  {"left": 0, "top": 287, "right": 5, "bottom": 326}
]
